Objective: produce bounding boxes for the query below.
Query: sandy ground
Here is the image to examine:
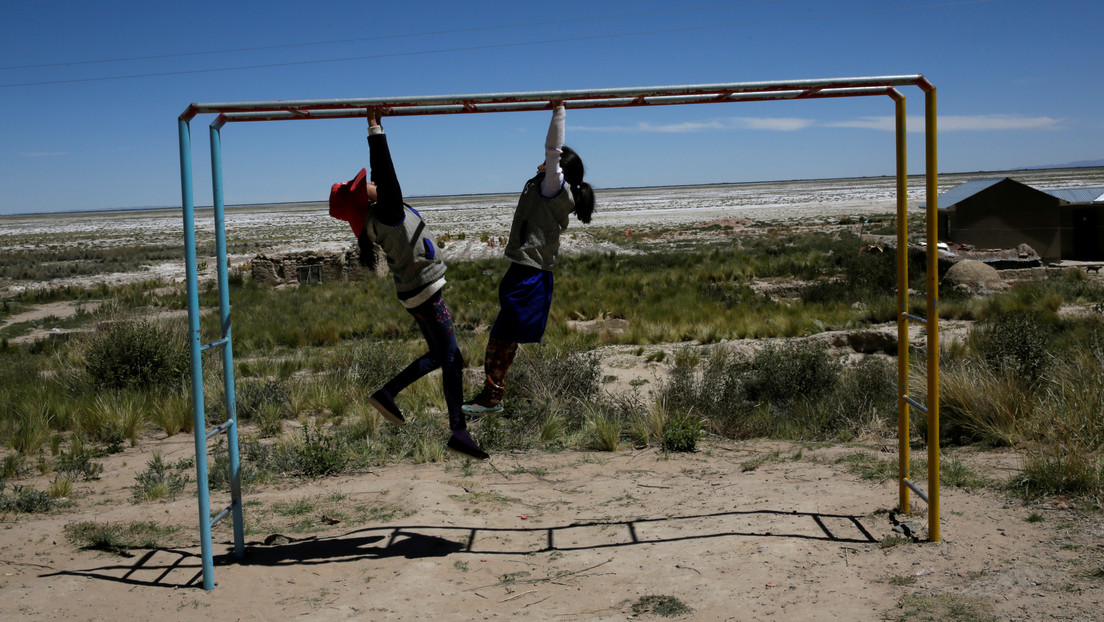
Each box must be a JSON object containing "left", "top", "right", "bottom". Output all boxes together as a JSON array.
[
  {"left": 3, "top": 169, "right": 1104, "bottom": 619},
  {"left": 2, "top": 429, "right": 1102, "bottom": 621}
]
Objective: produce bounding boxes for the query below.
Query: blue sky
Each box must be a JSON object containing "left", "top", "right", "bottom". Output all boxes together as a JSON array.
[{"left": 1, "top": 0, "right": 1101, "bottom": 214}]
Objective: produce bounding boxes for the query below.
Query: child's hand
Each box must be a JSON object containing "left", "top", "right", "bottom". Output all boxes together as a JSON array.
[{"left": 367, "top": 107, "right": 382, "bottom": 127}]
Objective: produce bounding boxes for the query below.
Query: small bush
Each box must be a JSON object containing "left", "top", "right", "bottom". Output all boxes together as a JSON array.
[
  {"left": 131, "top": 452, "right": 189, "bottom": 502},
  {"left": 969, "top": 310, "right": 1056, "bottom": 381},
  {"left": 1, "top": 454, "right": 24, "bottom": 480},
  {"left": 509, "top": 345, "right": 601, "bottom": 415},
  {"left": 1014, "top": 445, "right": 1103, "bottom": 499},
  {"left": 0, "top": 484, "right": 55, "bottom": 513},
  {"left": 49, "top": 476, "right": 73, "bottom": 499},
  {"left": 327, "top": 340, "right": 412, "bottom": 387},
  {"left": 745, "top": 341, "right": 840, "bottom": 407},
  {"left": 662, "top": 413, "right": 701, "bottom": 453},
  {"left": 152, "top": 388, "right": 194, "bottom": 436},
  {"left": 584, "top": 405, "right": 622, "bottom": 452},
  {"left": 55, "top": 438, "right": 104, "bottom": 481},
  {"left": 9, "top": 404, "right": 54, "bottom": 455},
  {"left": 80, "top": 393, "right": 145, "bottom": 451},
  {"left": 83, "top": 320, "right": 188, "bottom": 390},
  {"left": 631, "top": 595, "right": 691, "bottom": 617},
  {"left": 235, "top": 379, "right": 290, "bottom": 421},
  {"left": 64, "top": 520, "right": 181, "bottom": 555},
  {"left": 660, "top": 347, "right": 755, "bottom": 438},
  {"left": 296, "top": 426, "right": 348, "bottom": 477},
  {"left": 937, "top": 361, "right": 1029, "bottom": 446}
]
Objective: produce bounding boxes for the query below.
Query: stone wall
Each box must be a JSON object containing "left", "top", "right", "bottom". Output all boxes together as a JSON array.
[{"left": 250, "top": 244, "right": 387, "bottom": 287}]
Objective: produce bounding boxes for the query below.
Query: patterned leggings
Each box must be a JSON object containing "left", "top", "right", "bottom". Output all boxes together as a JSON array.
[
  {"left": 382, "top": 292, "right": 466, "bottom": 430},
  {"left": 477, "top": 336, "right": 519, "bottom": 405}
]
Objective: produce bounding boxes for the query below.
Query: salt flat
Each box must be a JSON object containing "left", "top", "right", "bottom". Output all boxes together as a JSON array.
[{"left": 2, "top": 167, "right": 1101, "bottom": 294}]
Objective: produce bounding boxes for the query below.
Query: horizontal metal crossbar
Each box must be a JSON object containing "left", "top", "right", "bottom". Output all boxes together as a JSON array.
[
  {"left": 903, "top": 479, "right": 929, "bottom": 503},
  {"left": 181, "top": 75, "right": 932, "bottom": 122},
  {"left": 901, "top": 313, "right": 927, "bottom": 324},
  {"left": 211, "top": 87, "right": 902, "bottom": 126},
  {"left": 902, "top": 395, "right": 928, "bottom": 413}
]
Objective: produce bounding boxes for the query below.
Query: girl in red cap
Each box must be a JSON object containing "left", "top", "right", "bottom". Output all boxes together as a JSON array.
[
  {"left": 463, "top": 103, "right": 596, "bottom": 415},
  {"left": 329, "top": 108, "right": 488, "bottom": 460}
]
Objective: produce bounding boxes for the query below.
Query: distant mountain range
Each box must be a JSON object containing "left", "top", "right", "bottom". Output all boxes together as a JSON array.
[{"left": 1023, "top": 159, "right": 1104, "bottom": 170}]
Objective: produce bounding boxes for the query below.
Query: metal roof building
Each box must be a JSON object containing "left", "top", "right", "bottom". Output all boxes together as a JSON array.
[
  {"left": 1041, "top": 187, "right": 1104, "bottom": 204},
  {"left": 935, "top": 178, "right": 1104, "bottom": 260}
]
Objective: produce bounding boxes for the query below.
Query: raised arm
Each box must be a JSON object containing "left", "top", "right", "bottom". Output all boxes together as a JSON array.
[
  {"left": 540, "top": 104, "right": 566, "bottom": 198},
  {"left": 367, "top": 108, "right": 405, "bottom": 225}
]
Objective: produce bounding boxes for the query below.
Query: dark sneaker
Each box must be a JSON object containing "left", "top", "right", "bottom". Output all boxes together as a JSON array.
[
  {"left": 461, "top": 398, "right": 503, "bottom": 416},
  {"left": 446, "top": 429, "right": 489, "bottom": 460},
  {"left": 368, "top": 389, "right": 405, "bottom": 424}
]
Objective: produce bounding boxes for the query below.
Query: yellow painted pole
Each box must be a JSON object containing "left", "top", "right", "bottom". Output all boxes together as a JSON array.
[
  {"left": 895, "top": 94, "right": 910, "bottom": 515},
  {"left": 924, "top": 87, "right": 940, "bottom": 542}
]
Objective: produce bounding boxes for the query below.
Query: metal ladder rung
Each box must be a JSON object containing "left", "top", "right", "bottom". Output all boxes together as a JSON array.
[
  {"left": 205, "top": 419, "right": 235, "bottom": 441},
  {"left": 902, "top": 395, "right": 928, "bottom": 413},
  {"left": 903, "top": 479, "right": 929, "bottom": 502},
  {"left": 210, "top": 503, "right": 233, "bottom": 527},
  {"left": 201, "top": 338, "right": 229, "bottom": 352},
  {"left": 901, "top": 312, "right": 927, "bottom": 324}
]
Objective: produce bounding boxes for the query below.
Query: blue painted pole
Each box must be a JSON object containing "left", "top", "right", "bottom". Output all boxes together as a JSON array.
[
  {"left": 178, "top": 116, "right": 215, "bottom": 591},
  {"left": 209, "top": 121, "right": 245, "bottom": 559}
]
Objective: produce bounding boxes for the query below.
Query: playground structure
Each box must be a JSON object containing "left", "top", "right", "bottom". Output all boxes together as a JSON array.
[{"left": 177, "top": 75, "right": 940, "bottom": 591}]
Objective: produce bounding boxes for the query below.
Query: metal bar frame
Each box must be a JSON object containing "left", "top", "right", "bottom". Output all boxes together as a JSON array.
[{"left": 177, "top": 75, "right": 940, "bottom": 590}]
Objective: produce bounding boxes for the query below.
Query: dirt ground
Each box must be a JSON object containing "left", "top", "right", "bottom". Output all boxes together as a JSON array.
[{"left": 2, "top": 425, "right": 1102, "bottom": 621}]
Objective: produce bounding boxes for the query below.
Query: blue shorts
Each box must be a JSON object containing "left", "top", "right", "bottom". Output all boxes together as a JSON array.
[{"left": 490, "top": 263, "right": 554, "bottom": 344}]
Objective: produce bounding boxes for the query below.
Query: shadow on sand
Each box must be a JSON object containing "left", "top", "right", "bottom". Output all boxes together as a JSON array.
[{"left": 41, "top": 507, "right": 878, "bottom": 589}]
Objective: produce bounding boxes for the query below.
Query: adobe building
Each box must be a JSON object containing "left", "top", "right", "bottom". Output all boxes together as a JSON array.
[
  {"left": 937, "top": 177, "right": 1104, "bottom": 261},
  {"left": 250, "top": 244, "right": 387, "bottom": 287}
]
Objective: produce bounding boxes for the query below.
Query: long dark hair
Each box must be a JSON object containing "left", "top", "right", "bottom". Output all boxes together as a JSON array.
[{"left": 560, "top": 146, "right": 595, "bottom": 224}]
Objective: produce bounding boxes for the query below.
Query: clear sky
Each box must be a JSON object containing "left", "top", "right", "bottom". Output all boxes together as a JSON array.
[{"left": 1, "top": 0, "right": 1101, "bottom": 214}]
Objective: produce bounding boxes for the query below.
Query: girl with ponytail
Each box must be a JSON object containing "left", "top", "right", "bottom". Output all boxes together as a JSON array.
[{"left": 463, "top": 103, "right": 596, "bottom": 415}]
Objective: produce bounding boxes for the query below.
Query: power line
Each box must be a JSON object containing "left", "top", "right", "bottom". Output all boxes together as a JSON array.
[
  {"left": 0, "top": 1, "right": 790, "bottom": 71},
  {"left": 1, "top": 0, "right": 995, "bottom": 88}
]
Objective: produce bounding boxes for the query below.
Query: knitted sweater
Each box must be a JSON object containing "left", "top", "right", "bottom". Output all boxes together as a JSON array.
[
  {"left": 364, "top": 129, "right": 446, "bottom": 306},
  {"left": 503, "top": 106, "right": 575, "bottom": 272}
]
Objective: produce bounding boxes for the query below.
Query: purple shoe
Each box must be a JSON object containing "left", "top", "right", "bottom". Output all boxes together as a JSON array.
[
  {"left": 447, "top": 429, "right": 489, "bottom": 460},
  {"left": 368, "top": 389, "right": 405, "bottom": 424}
]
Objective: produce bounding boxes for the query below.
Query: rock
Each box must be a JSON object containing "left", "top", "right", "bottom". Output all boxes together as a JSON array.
[{"left": 942, "top": 259, "right": 1007, "bottom": 295}]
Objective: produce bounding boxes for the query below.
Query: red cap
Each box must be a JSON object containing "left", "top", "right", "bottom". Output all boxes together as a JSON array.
[{"left": 328, "top": 168, "right": 371, "bottom": 235}]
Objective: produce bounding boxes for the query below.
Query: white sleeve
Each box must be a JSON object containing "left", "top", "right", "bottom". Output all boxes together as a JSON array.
[{"left": 540, "top": 105, "right": 566, "bottom": 198}]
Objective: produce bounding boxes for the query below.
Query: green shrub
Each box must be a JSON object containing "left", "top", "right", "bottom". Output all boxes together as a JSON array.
[
  {"left": 296, "top": 426, "right": 348, "bottom": 477},
  {"left": 235, "top": 379, "right": 290, "bottom": 421},
  {"left": 631, "top": 595, "right": 691, "bottom": 617},
  {"left": 829, "top": 357, "right": 898, "bottom": 431},
  {"left": 969, "top": 310, "right": 1056, "bottom": 381},
  {"left": 744, "top": 341, "right": 840, "bottom": 407},
  {"left": 326, "top": 340, "right": 412, "bottom": 387},
  {"left": 9, "top": 404, "right": 54, "bottom": 455},
  {"left": 1, "top": 454, "right": 23, "bottom": 479},
  {"left": 660, "top": 347, "right": 755, "bottom": 437},
  {"left": 83, "top": 320, "right": 188, "bottom": 390},
  {"left": 584, "top": 405, "right": 622, "bottom": 452},
  {"left": 152, "top": 387, "right": 194, "bottom": 436},
  {"left": 64, "top": 520, "right": 181, "bottom": 555},
  {"left": 131, "top": 452, "right": 189, "bottom": 502},
  {"left": 80, "top": 393, "right": 145, "bottom": 451},
  {"left": 662, "top": 412, "right": 701, "bottom": 452},
  {"left": 55, "top": 437, "right": 104, "bottom": 481},
  {"left": 937, "top": 360, "right": 1030, "bottom": 446},
  {"left": 509, "top": 344, "right": 601, "bottom": 408},
  {"left": 0, "top": 483, "right": 54, "bottom": 513}
]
